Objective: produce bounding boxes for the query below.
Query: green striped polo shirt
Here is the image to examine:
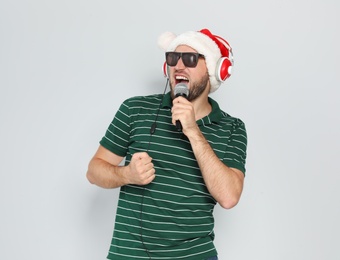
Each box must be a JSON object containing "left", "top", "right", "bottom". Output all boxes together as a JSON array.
[{"left": 100, "top": 92, "right": 247, "bottom": 260}]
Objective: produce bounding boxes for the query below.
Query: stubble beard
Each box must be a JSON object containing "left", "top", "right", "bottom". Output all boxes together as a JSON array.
[
  {"left": 187, "top": 72, "right": 210, "bottom": 102},
  {"left": 171, "top": 72, "right": 210, "bottom": 102}
]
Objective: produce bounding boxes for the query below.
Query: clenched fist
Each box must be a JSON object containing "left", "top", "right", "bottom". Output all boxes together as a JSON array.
[{"left": 127, "top": 152, "right": 156, "bottom": 185}]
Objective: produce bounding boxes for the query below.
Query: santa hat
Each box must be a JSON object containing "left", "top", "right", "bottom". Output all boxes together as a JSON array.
[{"left": 158, "top": 28, "right": 233, "bottom": 93}]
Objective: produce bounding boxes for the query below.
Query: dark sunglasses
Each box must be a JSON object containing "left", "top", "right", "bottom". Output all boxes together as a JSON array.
[{"left": 165, "top": 52, "right": 205, "bottom": 68}]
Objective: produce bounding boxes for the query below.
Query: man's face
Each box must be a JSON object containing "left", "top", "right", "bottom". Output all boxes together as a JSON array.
[{"left": 168, "top": 45, "right": 210, "bottom": 102}]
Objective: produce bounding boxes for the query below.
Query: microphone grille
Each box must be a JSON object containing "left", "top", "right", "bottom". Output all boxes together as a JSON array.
[{"left": 174, "top": 83, "right": 189, "bottom": 97}]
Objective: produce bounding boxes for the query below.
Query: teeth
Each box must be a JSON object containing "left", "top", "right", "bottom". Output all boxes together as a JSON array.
[{"left": 175, "top": 76, "right": 188, "bottom": 81}]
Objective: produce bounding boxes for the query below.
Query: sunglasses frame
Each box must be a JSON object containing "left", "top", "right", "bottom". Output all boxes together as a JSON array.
[{"left": 165, "top": 52, "right": 205, "bottom": 68}]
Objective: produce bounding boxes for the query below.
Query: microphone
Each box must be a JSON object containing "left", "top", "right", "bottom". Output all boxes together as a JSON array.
[{"left": 174, "top": 83, "right": 189, "bottom": 131}]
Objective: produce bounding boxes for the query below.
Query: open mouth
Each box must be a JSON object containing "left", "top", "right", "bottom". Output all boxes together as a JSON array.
[{"left": 175, "top": 75, "right": 189, "bottom": 85}]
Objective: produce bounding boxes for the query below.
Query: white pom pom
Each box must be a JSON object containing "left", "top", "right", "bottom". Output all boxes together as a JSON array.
[{"left": 157, "top": 31, "right": 177, "bottom": 50}]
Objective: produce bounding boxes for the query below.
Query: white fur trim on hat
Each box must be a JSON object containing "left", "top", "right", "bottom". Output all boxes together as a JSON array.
[{"left": 158, "top": 30, "right": 222, "bottom": 93}]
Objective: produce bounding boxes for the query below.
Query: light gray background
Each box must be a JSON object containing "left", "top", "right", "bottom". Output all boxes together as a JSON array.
[{"left": 1, "top": 0, "right": 339, "bottom": 259}]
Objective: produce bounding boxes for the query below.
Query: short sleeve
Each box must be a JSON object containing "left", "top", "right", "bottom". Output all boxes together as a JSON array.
[
  {"left": 223, "top": 119, "right": 247, "bottom": 174},
  {"left": 99, "top": 100, "right": 131, "bottom": 157}
]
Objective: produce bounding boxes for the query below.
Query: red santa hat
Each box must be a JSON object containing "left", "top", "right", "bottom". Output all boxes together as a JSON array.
[{"left": 158, "top": 28, "right": 234, "bottom": 93}]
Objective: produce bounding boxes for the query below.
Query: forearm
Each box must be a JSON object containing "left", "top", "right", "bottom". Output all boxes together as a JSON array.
[
  {"left": 86, "top": 158, "right": 129, "bottom": 189},
  {"left": 186, "top": 126, "right": 244, "bottom": 209}
]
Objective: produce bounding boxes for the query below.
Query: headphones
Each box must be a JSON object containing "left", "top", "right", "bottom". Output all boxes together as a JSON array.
[
  {"left": 216, "top": 55, "right": 233, "bottom": 81},
  {"left": 215, "top": 35, "right": 234, "bottom": 82},
  {"left": 162, "top": 46, "right": 233, "bottom": 82}
]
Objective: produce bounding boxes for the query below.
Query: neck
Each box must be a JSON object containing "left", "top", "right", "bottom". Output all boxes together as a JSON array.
[
  {"left": 193, "top": 96, "right": 212, "bottom": 121},
  {"left": 192, "top": 83, "right": 212, "bottom": 120}
]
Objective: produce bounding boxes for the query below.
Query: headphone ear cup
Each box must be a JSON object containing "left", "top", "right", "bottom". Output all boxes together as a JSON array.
[
  {"left": 216, "top": 57, "right": 233, "bottom": 82},
  {"left": 162, "top": 62, "right": 169, "bottom": 78}
]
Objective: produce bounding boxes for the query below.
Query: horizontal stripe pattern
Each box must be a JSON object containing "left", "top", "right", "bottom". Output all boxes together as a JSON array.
[{"left": 100, "top": 92, "right": 247, "bottom": 259}]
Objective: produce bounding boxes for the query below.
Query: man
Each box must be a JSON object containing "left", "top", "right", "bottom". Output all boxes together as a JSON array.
[{"left": 87, "top": 28, "right": 247, "bottom": 260}]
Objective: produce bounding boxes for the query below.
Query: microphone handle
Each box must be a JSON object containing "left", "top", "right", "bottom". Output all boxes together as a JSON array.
[{"left": 176, "top": 120, "right": 182, "bottom": 132}]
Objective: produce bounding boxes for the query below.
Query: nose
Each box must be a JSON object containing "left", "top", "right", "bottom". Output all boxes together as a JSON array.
[{"left": 175, "top": 57, "right": 186, "bottom": 69}]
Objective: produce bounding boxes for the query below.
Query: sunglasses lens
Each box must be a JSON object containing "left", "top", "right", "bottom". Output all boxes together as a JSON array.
[
  {"left": 182, "top": 53, "right": 198, "bottom": 68},
  {"left": 166, "top": 52, "right": 180, "bottom": 66}
]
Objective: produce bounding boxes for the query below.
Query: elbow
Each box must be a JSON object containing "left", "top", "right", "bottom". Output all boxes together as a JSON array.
[
  {"left": 218, "top": 173, "right": 244, "bottom": 209},
  {"left": 86, "top": 171, "right": 95, "bottom": 184},
  {"left": 218, "top": 191, "right": 243, "bottom": 209},
  {"left": 86, "top": 160, "right": 97, "bottom": 185},
  {"left": 86, "top": 172, "right": 94, "bottom": 184},
  {"left": 219, "top": 199, "right": 239, "bottom": 209}
]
